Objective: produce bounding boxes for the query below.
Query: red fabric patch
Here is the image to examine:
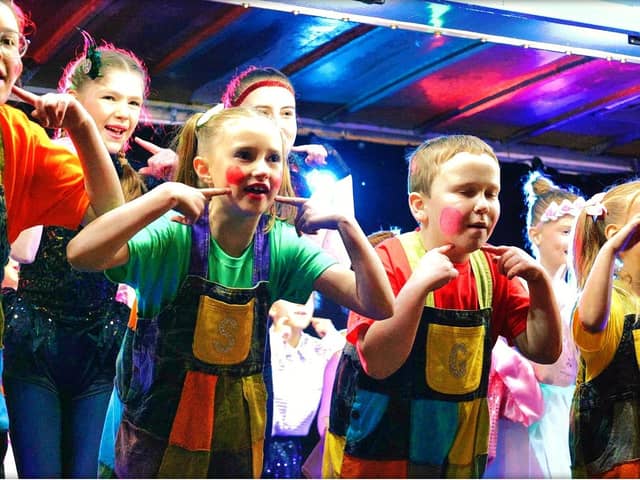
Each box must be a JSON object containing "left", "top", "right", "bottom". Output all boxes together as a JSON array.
[{"left": 168, "top": 371, "right": 218, "bottom": 451}]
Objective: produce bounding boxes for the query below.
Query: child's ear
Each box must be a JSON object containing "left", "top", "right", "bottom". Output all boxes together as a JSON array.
[
  {"left": 408, "top": 191, "right": 427, "bottom": 224},
  {"left": 604, "top": 223, "right": 620, "bottom": 240},
  {"left": 528, "top": 226, "right": 542, "bottom": 246},
  {"left": 193, "top": 156, "right": 212, "bottom": 185}
]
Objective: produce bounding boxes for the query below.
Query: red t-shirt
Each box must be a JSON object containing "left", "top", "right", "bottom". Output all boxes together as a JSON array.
[
  {"left": 0, "top": 105, "right": 90, "bottom": 242},
  {"left": 348, "top": 235, "right": 529, "bottom": 346}
]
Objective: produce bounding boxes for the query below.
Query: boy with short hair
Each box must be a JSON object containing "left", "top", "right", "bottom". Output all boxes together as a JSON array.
[{"left": 322, "top": 135, "right": 562, "bottom": 478}]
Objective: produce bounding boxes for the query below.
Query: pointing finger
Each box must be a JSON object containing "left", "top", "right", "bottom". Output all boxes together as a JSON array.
[
  {"left": 481, "top": 244, "right": 508, "bottom": 255},
  {"left": 134, "top": 136, "right": 162, "bottom": 155},
  {"left": 274, "top": 195, "right": 308, "bottom": 206},
  {"left": 11, "top": 85, "right": 38, "bottom": 106},
  {"left": 200, "top": 187, "right": 231, "bottom": 197}
]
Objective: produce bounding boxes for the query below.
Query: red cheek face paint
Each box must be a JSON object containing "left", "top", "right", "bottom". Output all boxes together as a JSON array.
[
  {"left": 440, "top": 207, "right": 464, "bottom": 236},
  {"left": 225, "top": 166, "right": 246, "bottom": 186},
  {"left": 270, "top": 172, "right": 282, "bottom": 193}
]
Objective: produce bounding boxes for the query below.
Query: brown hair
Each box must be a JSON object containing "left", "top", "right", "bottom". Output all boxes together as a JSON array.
[
  {"left": 173, "top": 106, "right": 297, "bottom": 229},
  {"left": 572, "top": 180, "right": 640, "bottom": 289},
  {"left": 59, "top": 40, "right": 150, "bottom": 202},
  {"left": 407, "top": 135, "right": 498, "bottom": 196}
]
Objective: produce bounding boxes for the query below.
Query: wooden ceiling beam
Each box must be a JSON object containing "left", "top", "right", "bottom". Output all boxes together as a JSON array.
[{"left": 152, "top": 6, "right": 248, "bottom": 74}]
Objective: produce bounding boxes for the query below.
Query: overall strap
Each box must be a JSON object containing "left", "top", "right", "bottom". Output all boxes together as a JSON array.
[
  {"left": 252, "top": 215, "right": 270, "bottom": 283},
  {"left": 469, "top": 249, "right": 493, "bottom": 310},
  {"left": 397, "top": 231, "right": 492, "bottom": 309},
  {"left": 189, "top": 204, "right": 210, "bottom": 278},
  {"left": 189, "top": 209, "right": 270, "bottom": 283}
]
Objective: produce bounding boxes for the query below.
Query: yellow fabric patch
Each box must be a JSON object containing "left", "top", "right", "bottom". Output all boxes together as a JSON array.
[
  {"left": 448, "top": 398, "right": 489, "bottom": 467},
  {"left": 157, "top": 445, "right": 210, "bottom": 478},
  {"left": 242, "top": 374, "right": 267, "bottom": 478},
  {"left": 193, "top": 295, "right": 254, "bottom": 364},
  {"left": 426, "top": 323, "right": 485, "bottom": 395},
  {"left": 322, "top": 431, "right": 346, "bottom": 478}
]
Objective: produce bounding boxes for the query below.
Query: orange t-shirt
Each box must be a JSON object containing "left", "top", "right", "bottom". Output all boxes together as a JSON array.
[{"left": 0, "top": 104, "right": 90, "bottom": 242}]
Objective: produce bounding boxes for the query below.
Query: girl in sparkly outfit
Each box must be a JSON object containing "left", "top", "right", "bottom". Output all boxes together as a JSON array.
[
  {"left": 0, "top": 0, "right": 124, "bottom": 475},
  {"left": 2, "top": 38, "right": 154, "bottom": 477}
]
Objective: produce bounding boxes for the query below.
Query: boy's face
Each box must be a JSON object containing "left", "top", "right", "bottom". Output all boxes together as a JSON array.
[{"left": 416, "top": 151, "right": 500, "bottom": 257}]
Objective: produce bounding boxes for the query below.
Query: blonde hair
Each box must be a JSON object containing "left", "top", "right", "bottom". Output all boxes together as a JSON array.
[
  {"left": 407, "top": 135, "right": 498, "bottom": 195},
  {"left": 173, "top": 106, "right": 297, "bottom": 228},
  {"left": 572, "top": 179, "right": 640, "bottom": 289},
  {"left": 523, "top": 171, "right": 580, "bottom": 256}
]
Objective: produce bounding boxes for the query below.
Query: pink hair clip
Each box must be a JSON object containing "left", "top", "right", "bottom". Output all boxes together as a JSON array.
[
  {"left": 539, "top": 197, "right": 585, "bottom": 224},
  {"left": 584, "top": 192, "right": 607, "bottom": 222}
]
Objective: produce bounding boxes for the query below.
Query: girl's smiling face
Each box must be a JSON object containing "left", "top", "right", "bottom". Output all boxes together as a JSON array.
[
  {"left": 200, "top": 116, "right": 284, "bottom": 216},
  {"left": 72, "top": 70, "right": 144, "bottom": 154}
]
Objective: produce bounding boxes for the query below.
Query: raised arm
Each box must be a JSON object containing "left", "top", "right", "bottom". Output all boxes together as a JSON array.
[
  {"left": 357, "top": 244, "right": 458, "bottom": 379},
  {"left": 275, "top": 195, "right": 393, "bottom": 321},
  {"left": 486, "top": 245, "right": 562, "bottom": 364},
  {"left": 577, "top": 213, "right": 640, "bottom": 333},
  {"left": 67, "top": 183, "right": 230, "bottom": 271},
  {"left": 12, "top": 86, "right": 123, "bottom": 222}
]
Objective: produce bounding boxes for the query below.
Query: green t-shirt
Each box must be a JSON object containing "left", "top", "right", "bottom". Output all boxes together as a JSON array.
[{"left": 107, "top": 213, "right": 337, "bottom": 318}]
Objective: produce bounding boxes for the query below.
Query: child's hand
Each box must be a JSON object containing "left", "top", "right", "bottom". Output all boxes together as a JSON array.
[
  {"left": 414, "top": 244, "right": 459, "bottom": 291},
  {"left": 291, "top": 144, "right": 328, "bottom": 167},
  {"left": 311, "top": 317, "right": 337, "bottom": 338},
  {"left": 164, "top": 182, "right": 230, "bottom": 225},
  {"left": 12, "top": 86, "right": 88, "bottom": 131},
  {"left": 134, "top": 137, "right": 177, "bottom": 181},
  {"left": 607, "top": 213, "right": 640, "bottom": 255},
  {"left": 484, "top": 245, "right": 543, "bottom": 282},
  {"left": 275, "top": 195, "right": 342, "bottom": 234}
]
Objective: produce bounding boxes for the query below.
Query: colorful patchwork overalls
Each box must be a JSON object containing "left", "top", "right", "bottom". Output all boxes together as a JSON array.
[
  {"left": 570, "top": 311, "right": 640, "bottom": 477},
  {"left": 323, "top": 232, "right": 493, "bottom": 478},
  {"left": 114, "top": 211, "right": 271, "bottom": 478}
]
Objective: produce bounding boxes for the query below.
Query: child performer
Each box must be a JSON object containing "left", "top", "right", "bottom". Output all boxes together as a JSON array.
[
  {"left": 0, "top": 1, "right": 124, "bottom": 473},
  {"left": 323, "top": 135, "right": 562, "bottom": 478},
  {"left": 3, "top": 37, "right": 152, "bottom": 478},
  {"left": 570, "top": 180, "right": 640, "bottom": 477},
  {"left": 66, "top": 105, "right": 393, "bottom": 478},
  {"left": 263, "top": 294, "right": 345, "bottom": 478},
  {"left": 485, "top": 171, "right": 582, "bottom": 478}
]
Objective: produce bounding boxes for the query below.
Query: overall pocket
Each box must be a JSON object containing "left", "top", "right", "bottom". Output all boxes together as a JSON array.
[{"left": 193, "top": 295, "right": 254, "bottom": 365}]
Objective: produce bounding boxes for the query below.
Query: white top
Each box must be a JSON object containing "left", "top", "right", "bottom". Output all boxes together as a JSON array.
[{"left": 269, "top": 327, "right": 345, "bottom": 436}]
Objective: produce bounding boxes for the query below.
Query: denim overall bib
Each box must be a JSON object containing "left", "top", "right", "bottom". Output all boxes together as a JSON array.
[
  {"left": 114, "top": 211, "right": 271, "bottom": 478},
  {"left": 570, "top": 309, "right": 640, "bottom": 477},
  {"left": 324, "top": 232, "right": 492, "bottom": 478}
]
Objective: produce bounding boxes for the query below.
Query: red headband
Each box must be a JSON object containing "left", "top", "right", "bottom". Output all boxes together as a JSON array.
[{"left": 232, "top": 79, "right": 294, "bottom": 107}]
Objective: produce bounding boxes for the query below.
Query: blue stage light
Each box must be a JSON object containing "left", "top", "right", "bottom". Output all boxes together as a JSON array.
[{"left": 304, "top": 169, "right": 338, "bottom": 194}]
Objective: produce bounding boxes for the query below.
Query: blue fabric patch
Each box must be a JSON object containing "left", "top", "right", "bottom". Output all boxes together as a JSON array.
[
  {"left": 0, "top": 353, "right": 7, "bottom": 431},
  {"left": 98, "top": 388, "right": 124, "bottom": 471},
  {"left": 410, "top": 398, "right": 457, "bottom": 464},
  {"left": 346, "top": 389, "right": 389, "bottom": 443}
]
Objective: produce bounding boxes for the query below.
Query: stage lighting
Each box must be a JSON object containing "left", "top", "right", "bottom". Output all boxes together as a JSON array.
[{"left": 305, "top": 169, "right": 338, "bottom": 194}]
